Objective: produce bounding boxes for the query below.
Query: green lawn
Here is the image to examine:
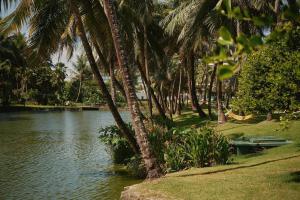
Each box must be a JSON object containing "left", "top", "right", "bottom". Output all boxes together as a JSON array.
[{"left": 125, "top": 113, "right": 300, "bottom": 200}]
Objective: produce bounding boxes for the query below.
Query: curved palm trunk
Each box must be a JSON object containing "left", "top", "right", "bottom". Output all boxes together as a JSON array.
[
  {"left": 103, "top": 0, "right": 161, "bottom": 178},
  {"left": 186, "top": 54, "right": 207, "bottom": 118},
  {"left": 208, "top": 65, "right": 217, "bottom": 118},
  {"left": 70, "top": 1, "right": 139, "bottom": 154}
]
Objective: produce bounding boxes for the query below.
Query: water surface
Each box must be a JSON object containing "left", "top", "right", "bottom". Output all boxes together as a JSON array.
[{"left": 0, "top": 111, "right": 140, "bottom": 200}]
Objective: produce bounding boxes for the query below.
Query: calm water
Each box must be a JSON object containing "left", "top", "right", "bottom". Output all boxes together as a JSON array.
[{"left": 0, "top": 111, "right": 140, "bottom": 200}]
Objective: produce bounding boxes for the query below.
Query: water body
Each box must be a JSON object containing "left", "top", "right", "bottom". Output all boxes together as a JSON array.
[{"left": 0, "top": 111, "right": 141, "bottom": 200}]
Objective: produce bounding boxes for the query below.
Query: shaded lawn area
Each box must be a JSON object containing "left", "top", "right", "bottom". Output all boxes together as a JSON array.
[{"left": 132, "top": 113, "right": 300, "bottom": 200}]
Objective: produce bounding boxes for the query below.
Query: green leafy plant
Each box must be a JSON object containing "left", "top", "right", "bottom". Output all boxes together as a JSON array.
[
  {"left": 164, "top": 127, "right": 230, "bottom": 172},
  {"left": 99, "top": 124, "right": 135, "bottom": 164}
]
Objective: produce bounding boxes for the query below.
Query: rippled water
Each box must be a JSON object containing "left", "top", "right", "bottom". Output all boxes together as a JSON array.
[{"left": 0, "top": 111, "right": 141, "bottom": 200}]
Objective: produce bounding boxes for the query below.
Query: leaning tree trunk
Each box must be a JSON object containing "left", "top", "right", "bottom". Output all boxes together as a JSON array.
[
  {"left": 70, "top": 1, "right": 139, "bottom": 154},
  {"left": 217, "top": 79, "right": 226, "bottom": 124},
  {"left": 109, "top": 61, "right": 117, "bottom": 104},
  {"left": 186, "top": 53, "right": 207, "bottom": 118},
  {"left": 144, "top": 25, "right": 153, "bottom": 118},
  {"left": 103, "top": 0, "right": 161, "bottom": 178},
  {"left": 137, "top": 63, "right": 167, "bottom": 120},
  {"left": 208, "top": 65, "right": 217, "bottom": 118}
]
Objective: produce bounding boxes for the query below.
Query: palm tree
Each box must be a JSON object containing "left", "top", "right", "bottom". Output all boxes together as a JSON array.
[
  {"left": 0, "top": 0, "right": 140, "bottom": 154},
  {"left": 102, "top": 0, "right": 161, "bottom": 178},
  {"left": 72, "top": 54, "right": 89, "bottom": 103}
]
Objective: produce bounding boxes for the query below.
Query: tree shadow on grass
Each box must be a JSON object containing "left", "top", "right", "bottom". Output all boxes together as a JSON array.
[
  {"left": 227, "top": 115, "right": 267, "bottom": 125},
  {"left": 287, "top": 171, "right": 300, "bottom": 183},
  {"left": 173, "top": 154, "right": 300, "bottom": 178},
  {"left": 174, "top": 113, "right": 212, "bottom": 128},
  {"left": 226, "top": 132, "right": 245, "bottom": 140}
]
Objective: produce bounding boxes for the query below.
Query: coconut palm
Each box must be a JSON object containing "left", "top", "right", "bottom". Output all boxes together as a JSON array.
[
  {"left": 102, "top": 0, "right": 162, "bottom": 178},
  {"left": 0, "top": 0, "right": 140, "bottom": 154},
  {"left": 71, "top": 54, "right": 90, "bottom": 103}
]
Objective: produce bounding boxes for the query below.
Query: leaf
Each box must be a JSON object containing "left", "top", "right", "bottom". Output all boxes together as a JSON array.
[
  {"left": 253, "top": 16, "right": 273, "bottom": 27},
  {"left": 217, "top": 26, "right": 233, "bottom": 45},
  {"left": 249, "top": 36, "right": 263, "bottom": 47},
  {"left": 218, "top": 64, "right": 234, "bottom": 80},
  {"left": 232, "top": 7, "right": 243, "bottom": 19},
  {"left": 224, "top": 0, "right": 232, "bottom": 13}
]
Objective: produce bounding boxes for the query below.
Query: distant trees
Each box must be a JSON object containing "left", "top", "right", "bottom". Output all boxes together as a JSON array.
[{"left": 0, "top": 33, "right": 67, "bottom": 106}]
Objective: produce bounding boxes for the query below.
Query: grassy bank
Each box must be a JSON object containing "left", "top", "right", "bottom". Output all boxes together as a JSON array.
[
  {"left": 123, "top": 112, "right": 300, "bottom": 200},
  {"left": 0, "top": 104, "right": 131, "bottom": 112}
]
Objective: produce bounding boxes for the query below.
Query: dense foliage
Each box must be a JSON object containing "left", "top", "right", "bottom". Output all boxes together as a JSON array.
[
  {"left": 99, "top": 124, "right": 135, "bottom": 164},
  {"left": 233, "top": 25, "right": 300, "bottom": 114},
  {"left": 99, "top": 123, "right": 230, "bottom": 176}
]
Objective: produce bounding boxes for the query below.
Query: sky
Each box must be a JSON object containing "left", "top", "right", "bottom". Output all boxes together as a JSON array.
[{"left": 0, "top": 2, "right": 82, "bottom": 80}]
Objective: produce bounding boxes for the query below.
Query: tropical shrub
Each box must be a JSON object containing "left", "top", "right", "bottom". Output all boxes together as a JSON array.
[
  {"left": 163, "top": 127, "right": 230, "bottom": 172},
  {"left": 126, "top": 155, "right": 147, "bottom": 178},
  {"left": 99, "top": 124, "right": 135, "bottom": 164},
  {"left": 99, "top": 123, "right": 230, "bottom": 175}
]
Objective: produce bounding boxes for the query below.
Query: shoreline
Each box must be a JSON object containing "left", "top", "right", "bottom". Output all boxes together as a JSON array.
[{"left": 0, "top": 105, "right": 130, "bottom": 113}]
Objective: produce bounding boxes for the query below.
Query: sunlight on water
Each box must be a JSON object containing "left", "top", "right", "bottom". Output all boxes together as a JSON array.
[{"left": 0, "top": 111, "right": 140, "bottom": 200}]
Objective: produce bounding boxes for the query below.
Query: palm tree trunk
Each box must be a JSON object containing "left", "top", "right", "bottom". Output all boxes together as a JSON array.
[
  {"left": 208, "top": 65, "right": 217, "bottom": 118},
  {"left": 137, "top": 63, "right": 167, "bottom": 120},
  {"left": 176, "top": 68, "right": 182, "bottom": 115},
  {"left": 70, "top": 1, "right": 139, "bottom": 154},
  {"left": 143, "top": 25, "right": 153, "bottom": 118},
  {"left": 103, "top": 0, "right": 161, "bottom": 178},
  {"left": 217, "top": 79, "right": 226, "bottom": 124},
  {"left": 109, "top": 61, "right": 116, "bottom": 104},
  {"left": 187, "top": 53, "right": 207, "bottom": 118},
  {"left": 75, "top": 76, "right": 82, "bottom": 103}
]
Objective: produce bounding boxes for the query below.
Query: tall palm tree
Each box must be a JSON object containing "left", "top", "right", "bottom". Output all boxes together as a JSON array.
[
  {"left": 0, "top": 0, "right": 139, "bottom": 154},
  {"left": 102, "top": 0, "right": 161, "bottom": 178},
  {"left": 72, "top": 54, "right": 89, "bottom": 103}
]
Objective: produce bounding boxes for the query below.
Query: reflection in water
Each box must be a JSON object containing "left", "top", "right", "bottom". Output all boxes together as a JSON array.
[{"left": 0, "top": 111, "right": 141, "bottom": 200}]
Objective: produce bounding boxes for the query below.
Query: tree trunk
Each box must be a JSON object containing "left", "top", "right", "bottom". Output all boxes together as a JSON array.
[
  {"left": 203, "top": 68, "right": 209, "bottom": 104},
  {"left": 217, "top": 79, "right": 226, "bottom": 124},
  {"left": 109, "top": 61, "right": 116, "bottom": 104},
  {"left": 137, "top": 63, "right": 167, "bottom": 120},
  {"left": 75, "top": 76, "right": 82, "bottom": 103},
  {"left": 103, "top": 0, "right": 161, "bottom": 178},
  {"left": 208, "top": 65, "right": 217, "bottom": 118},
  {"left": 267, "top": 111, "right": 273, "bottom": 121},
  {"left": 176, "top": 68, "right": 182, "bottom": 115},
  {"left": 186, "top": 54, "right": 207, "bottom": 118},
  {"left": 70, "top": 1, "right": 139, "bottom": 154},
  {"left": 144, "top": 25, "right": 153, "bottom": 118}
]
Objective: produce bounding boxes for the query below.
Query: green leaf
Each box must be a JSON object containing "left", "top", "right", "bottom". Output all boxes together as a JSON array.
[
  {"left": 217, "top": 26, "right": 233, "bottom": 45},
  {"left": 249, "top": 36, "right": 263, "bottom": 47},
  {"left": 218, "top": 65, "right": 234, "bottom": 80},
  {"left": 253, "top": 16, "right": 273, "bottom": 27},
  {"left": 224, "top": 0, "right": 232, "bottom": 13},
  {"left": 232, "top": 7, "right": 243, "bottom": 19}
]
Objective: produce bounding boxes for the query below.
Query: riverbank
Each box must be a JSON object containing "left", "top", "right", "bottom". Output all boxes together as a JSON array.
[
  {"left": 0, "top": 104, "right": 129, "bottom": 112},
  {"left": 121, "top": 113, "right": 300, "bottom": 200}
]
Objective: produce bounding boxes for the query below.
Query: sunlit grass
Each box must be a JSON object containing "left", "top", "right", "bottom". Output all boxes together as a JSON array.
[{"left": 130, "top": 112, "right": 300, "bottom": 200}]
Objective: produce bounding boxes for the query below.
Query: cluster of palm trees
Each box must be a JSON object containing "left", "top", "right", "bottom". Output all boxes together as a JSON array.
[{"left": 0, "top": 0, "right": 295, "bottom": 178}]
